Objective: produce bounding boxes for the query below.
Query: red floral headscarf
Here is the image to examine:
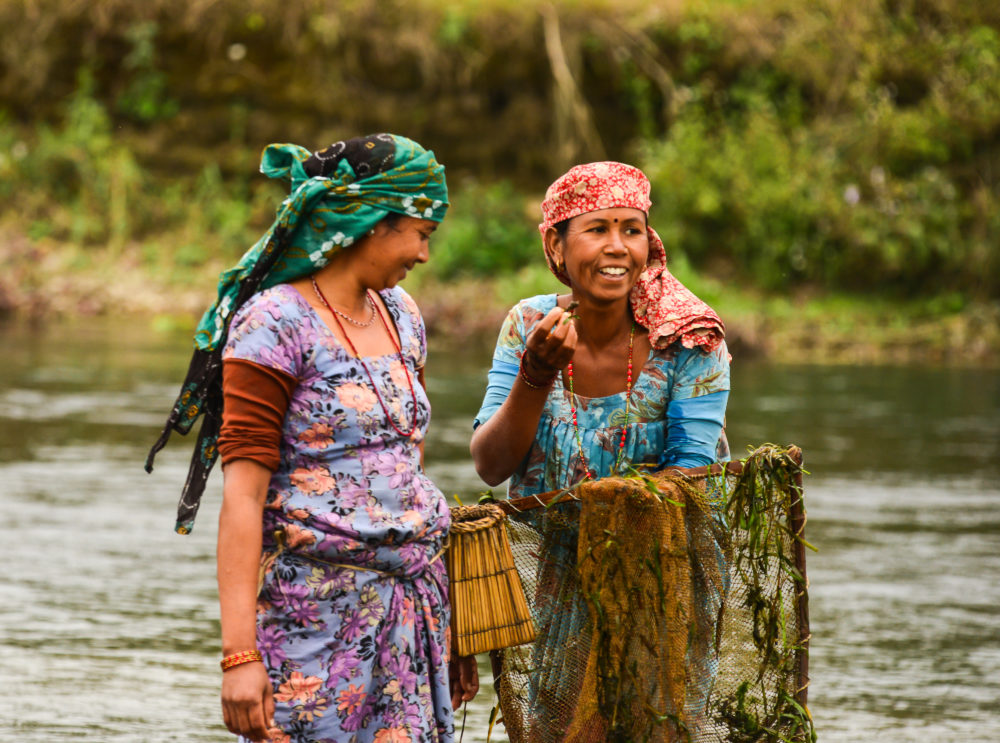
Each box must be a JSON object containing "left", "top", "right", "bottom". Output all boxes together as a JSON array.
[{"left": 539, "top": 161, "right": 725, "bottom": 353}]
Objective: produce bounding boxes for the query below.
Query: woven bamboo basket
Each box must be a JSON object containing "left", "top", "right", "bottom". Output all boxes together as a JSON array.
[{"left": 446, "top": 503, "right": 536, "bottom": 656}]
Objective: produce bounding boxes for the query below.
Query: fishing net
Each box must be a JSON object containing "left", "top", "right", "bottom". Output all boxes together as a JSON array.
[{"left": 491, "top": 444, "right": 814, "bottom": 743}]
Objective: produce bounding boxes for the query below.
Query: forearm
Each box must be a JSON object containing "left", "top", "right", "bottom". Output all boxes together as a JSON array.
[
  {"left": 218, "top": 460, "right": 272, "bottom": 655},
  {"left": 472, "top": 303, "right": 577, "bottom": 485},
  {"left": 470, "top": 379, "right": 551, "bottom": 486}
]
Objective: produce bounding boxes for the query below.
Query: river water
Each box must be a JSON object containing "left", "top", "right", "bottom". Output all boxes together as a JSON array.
[{"left": 1, "top": 319, "right": 998, "bottom": 741}]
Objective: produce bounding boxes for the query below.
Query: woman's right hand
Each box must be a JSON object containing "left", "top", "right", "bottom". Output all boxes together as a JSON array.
[
  {"left": 522, "top": 305, "right": 578, "bottom": 381},
  {"left": 221, "top": 661, "right": 279, "bottom": 742}
]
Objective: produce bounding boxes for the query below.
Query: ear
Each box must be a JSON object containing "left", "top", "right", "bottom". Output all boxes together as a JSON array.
[{"left": 543, "top": 227, "right": 564, "bottom": 267}]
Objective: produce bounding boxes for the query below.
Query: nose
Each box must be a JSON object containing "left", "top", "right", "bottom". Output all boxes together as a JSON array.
[
  {"left": 416, "top": 241, "right": 429, "bottom": 264},
  {"left": 605, "top": 227, "right": 628, "bottom": 254}
]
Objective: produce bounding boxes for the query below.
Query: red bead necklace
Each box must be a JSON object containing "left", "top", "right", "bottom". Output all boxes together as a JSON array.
[
  {"left": 567, "top": 322, "right": 636, "bottom": 479},
  {"left": 311, "top": 278, "right": 419, "bottom": 438}
]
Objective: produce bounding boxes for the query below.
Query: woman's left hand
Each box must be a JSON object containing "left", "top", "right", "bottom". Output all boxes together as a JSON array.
[{"left": 449, "top": 654, "right": 480, "bottom": 709}]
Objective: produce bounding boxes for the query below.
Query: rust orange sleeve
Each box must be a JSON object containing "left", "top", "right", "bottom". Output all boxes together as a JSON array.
[{"left": 218, "top": 358, "right": 299, "bottom": 471}]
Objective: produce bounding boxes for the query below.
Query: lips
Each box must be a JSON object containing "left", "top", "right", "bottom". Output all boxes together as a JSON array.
[{"left": 598, "top": 266, "right": 629, "bottom": 277}]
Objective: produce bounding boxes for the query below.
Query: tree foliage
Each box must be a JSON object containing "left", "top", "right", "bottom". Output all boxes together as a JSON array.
[{"left": 0, "top": 0, "right": 996, "bottom": 297}]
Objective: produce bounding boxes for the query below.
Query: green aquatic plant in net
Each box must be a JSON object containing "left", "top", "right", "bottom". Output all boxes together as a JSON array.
[{"left": 492, "top": 444, "right": 815, "bottom": 743}]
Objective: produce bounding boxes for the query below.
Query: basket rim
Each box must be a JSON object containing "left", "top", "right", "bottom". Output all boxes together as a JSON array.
[{"left": 449, "top": 502, "right": 504, "bottom": 533}]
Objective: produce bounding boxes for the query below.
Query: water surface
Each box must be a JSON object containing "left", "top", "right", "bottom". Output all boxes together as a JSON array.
[{"left": 1, "top": 320, "right": 997, "bottom": 741}]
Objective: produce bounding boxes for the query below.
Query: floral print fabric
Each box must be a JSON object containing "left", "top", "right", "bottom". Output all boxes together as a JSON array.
[
  {"left": 474, "top": 294, "right": 731, "bottom": 500},
  {"left": 223, "top": 284, "right": 453, "bottom": 743},
  {"left": 474, "top": 295, "right": 731, "bottom": 737}
]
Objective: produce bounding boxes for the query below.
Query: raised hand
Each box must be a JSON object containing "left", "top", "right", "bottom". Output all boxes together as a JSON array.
[{"left": 522, "top": 303, "right": 578, "bottom": 382}]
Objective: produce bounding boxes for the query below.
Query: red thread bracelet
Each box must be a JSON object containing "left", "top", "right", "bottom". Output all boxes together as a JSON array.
[
  {"left": 518, "top": 354, "right": 557, "bottom": 389},
  {"left": 220, "top": 649, "right": 263, "bottom": 671}
]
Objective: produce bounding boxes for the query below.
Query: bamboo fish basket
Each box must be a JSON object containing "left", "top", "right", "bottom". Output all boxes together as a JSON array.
[{"left": 446, "top": 503, "right": 536, "bottom": 656}]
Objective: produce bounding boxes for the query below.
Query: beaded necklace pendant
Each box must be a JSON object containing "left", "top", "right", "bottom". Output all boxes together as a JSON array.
[{"left": 566, "top": 323, "right": 636, "bottom": 478}]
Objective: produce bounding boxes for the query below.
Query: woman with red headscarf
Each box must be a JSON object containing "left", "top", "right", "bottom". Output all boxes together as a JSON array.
[
  {"left": 471, "top": 160, "right": 729, "bottom": 491},
  {"left": 469, "top": 161, "right": 731, "bottom": 739}
]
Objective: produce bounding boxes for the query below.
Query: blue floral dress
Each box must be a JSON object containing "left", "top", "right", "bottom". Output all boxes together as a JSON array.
[
  {"left": 223, "top": 284, "right": 453, "bottom": 743},
  {"left": 474, "top": 294, "right": 731, "bottom": 494},
  {"left": 474, "top": 294, "right": 731, "bottom": 737}
]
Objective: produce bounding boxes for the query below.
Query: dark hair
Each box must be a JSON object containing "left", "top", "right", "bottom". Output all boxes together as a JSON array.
[{"left": 380, "top": 212, "right": 404, "bottom": 231}]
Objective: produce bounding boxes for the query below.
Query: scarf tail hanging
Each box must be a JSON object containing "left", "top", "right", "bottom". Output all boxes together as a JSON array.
[{"left": 145, "top": 226, "right": 290, "bottom": 533}]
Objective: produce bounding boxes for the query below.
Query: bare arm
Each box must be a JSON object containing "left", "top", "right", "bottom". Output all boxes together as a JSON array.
[
  {"left": 470, "top": 306, "right": 577, "bottom": 485},
  {"left": 218, "top": 458, "right": 279, "bottom": 742}
]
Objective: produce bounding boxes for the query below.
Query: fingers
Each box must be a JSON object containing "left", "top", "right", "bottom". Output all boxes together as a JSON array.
[
  {"left": 533, "top": 306, "right": 566, "bottom": 336},
  {"left": 221, "top": 664, "right": 277, "bottom": 742},
  {"left": 224, "top": 701, "right": 269, "bottom": 742},
  {"left": 222, "top": 701, "right": 234, "bottom": 736},
  {"left": 449, "top": 655, "right": 463, "bottom": 709},
  {"left": 525, "top": 306, "right": 578, "bottom": 376},
  {"left": 263, "top": 683, "right": 280, "bottom": 741},
  {"left": 460, "top": 655, "right": 480, "bottom": 702},
  {"left": 450, "top": 654, "right": 480, "bottom": 709}
]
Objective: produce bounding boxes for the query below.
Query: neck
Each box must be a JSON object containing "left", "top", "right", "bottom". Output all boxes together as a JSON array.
[
  {"left": 312, "top": 260, "right": 371, "bottom": 316},
  {"left": 573, "top": 296, "right": 632, "bottom": 348}
]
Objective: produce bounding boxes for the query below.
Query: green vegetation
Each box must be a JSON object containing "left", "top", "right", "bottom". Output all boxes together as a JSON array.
[{"left": 0, "top": 0, "right": 997, "bottom": 362}]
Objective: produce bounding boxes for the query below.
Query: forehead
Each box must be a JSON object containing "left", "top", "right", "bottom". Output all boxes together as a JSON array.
[
  {"left": 397, "top": 216, "right": 437, "bottom": 229},
  {"left": 571, "top": 207, "right": 646, "bottom": 224}
]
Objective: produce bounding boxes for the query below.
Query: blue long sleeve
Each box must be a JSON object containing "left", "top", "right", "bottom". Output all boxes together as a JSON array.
[
  {"left": 473, "top": 359, "right": 518, "bottom": 429},
  {"left": 660, "top": 390, "right": 729, "bottom": 469}
]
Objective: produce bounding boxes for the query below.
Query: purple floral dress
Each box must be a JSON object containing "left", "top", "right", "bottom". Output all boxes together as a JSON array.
[{"left": 223, "top": 284, "right": 453, "bottom": 743}]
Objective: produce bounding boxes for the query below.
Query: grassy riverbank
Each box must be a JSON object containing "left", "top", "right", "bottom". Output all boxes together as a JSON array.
[
  {"left": 1, "top": 0, "right": 997, "bottom": 364},
  {"left": 2, "top": 226, "right": 996, "bottom": 366}
]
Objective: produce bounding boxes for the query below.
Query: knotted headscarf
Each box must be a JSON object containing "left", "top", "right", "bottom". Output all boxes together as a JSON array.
[
  {"left": 146, "top": 133, "right": 448, "bottom": 534},
  {"left": 539, "top": 161, "right": 724, "bottom": 353}
]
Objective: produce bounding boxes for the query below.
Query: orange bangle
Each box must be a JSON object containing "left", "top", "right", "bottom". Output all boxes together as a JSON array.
[{"left": 220, "top": 649, "right": 263, "bottom": 671}]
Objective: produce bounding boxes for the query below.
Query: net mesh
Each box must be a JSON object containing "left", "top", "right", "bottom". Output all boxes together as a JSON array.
[{"left": 492, "top": 444, "right": 814, "bottom": 743}]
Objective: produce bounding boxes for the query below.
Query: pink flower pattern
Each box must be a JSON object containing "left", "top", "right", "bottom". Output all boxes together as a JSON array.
[{"left": 224, "top": 284, "right": 452, "bottom": 742}]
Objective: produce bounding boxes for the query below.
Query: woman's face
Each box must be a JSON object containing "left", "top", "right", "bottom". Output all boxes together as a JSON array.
[
  {"left": 360, "top": 216, "right": 437, "bottom": 289},
  {"left": 551, "top": 207, "right": 649, "bottom": 303}
]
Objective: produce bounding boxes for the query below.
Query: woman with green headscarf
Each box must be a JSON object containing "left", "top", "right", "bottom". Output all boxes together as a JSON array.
[{"left": 147, "top": 134, "right": 478, "bottom": 742}]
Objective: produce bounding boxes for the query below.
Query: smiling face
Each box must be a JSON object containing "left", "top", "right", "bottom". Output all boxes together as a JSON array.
[
  {"left": 358, "top": 215, "right": 437, "bottom": 289},
  {"left": 547, "top": 207, "right": 649, "bottom": 304}
]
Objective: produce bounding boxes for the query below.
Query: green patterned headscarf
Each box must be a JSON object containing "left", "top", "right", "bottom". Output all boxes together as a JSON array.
[
  {"left": 196, "top": 133, "right": 449, "bottom": 350},
  {"left": 147, "top": 133, "right": 448, "bottom": 533}
]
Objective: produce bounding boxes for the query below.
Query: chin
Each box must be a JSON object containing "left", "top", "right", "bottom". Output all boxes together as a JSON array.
[{"left": 581, "top": 284, "right": 633, "bottom": 304}]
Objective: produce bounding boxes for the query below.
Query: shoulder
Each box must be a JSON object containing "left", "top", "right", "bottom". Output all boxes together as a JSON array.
[
  {"left": 379, "top": 285, "right": 424, "bottom": 337},
  {"left": 649, "top": 337, "right": 729, "bottom": 365},
  {"left": 652, "top": 338, "right": 730, "bottom": 396},
  {"left": 508, "top": 294, "right": 558, "bottom": 331},
  {"left": 230, "top": 284, "right": 308, "bottom": 329},
  {"left": 379, "top": 285, "right": 426, "bottom": 366},
  {"left": 224, "top": 285, "right": 314, "bottom": 374},
  {"left": 516, "top": 293, "right": 557, "bottom": 317},
  {"left": 379, "top": 285, "right": 423, "bottom": 324}
]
